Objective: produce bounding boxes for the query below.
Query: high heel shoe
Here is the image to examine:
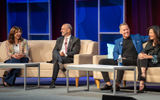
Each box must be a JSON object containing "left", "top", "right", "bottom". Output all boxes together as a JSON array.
[
  {"left": 2, "top": 77, "right": 9, "bottom": 87},
  {"left": 2, "top": 77, "right": 5, "bottom": 86},
  {"left": 3, "top": 82, "right": 9, "bottom": 87},
  {"left": 138, "top": 84, "right": 146, "bottom": 93},
  {"left": 2, "top": 71, "right": 9, "bottom": 87}
]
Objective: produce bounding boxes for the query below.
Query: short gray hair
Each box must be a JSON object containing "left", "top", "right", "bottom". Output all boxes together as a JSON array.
[{"left": 63, "top": 23, "right": 72, "bottom": 31}]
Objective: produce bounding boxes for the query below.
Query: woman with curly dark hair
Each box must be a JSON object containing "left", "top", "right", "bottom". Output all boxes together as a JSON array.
[
  {"left": 2, "top": 26, "right": 29, "bottom": 86},
  {"left": 137, "top": 25, "right": 160, "bottom": 93}
]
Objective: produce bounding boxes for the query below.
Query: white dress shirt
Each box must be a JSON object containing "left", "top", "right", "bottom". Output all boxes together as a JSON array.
[{"left": 60, "top": 35, "right": 71, "bottom": 56}]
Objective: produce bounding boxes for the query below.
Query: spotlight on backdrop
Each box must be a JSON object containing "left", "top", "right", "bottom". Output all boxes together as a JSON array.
[{"left": 102, "top": 95, "right": 137, "bottom": 100}]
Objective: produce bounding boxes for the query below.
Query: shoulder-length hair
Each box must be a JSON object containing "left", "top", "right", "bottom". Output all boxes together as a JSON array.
[
  {"left": 147, "top": 25, "right": 160, "bottom": 45},
  {"left": 8, "top": 26, "right": 24, "bottom": 44}
]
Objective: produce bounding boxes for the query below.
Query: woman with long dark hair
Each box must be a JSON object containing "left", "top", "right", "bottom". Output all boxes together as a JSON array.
[
  {"left": 2, "top": 26, "right": 29, "bottom": 86},
  {"left": 137, "top": 25, "right": 160, "bottom": 93}
]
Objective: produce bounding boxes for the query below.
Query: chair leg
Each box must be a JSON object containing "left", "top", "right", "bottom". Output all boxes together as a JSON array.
[
  {"left": 123, "top": 80, "right": 126, "bottom": 87},
  {"left": 95, "top": 79, "right": 100, "bottom": 89},
  {"left": 75, "top": 77, "right": 79, "bottom": 87}
]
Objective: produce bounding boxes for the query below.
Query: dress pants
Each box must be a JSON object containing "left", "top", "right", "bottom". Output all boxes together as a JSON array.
[
  {"left": 52, "top": 53, "right": 73, "bottom": 81},
  {"left": 137, "top": 59, "right": 160, "bottom": 81},
  {"left": 4, "top": 57, "right": 29, "bottom": 85},
  {"left": 99, "top": 58, "right": 137, "bottom": 84}
]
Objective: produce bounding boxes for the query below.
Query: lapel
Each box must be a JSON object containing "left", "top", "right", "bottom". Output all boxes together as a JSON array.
[
  {"left": 59, "top": 37, "right": 64, "bottom": 50},
  {"left": 10, "top": 43, "right": 14, "bottom": 53},
  {"left": 19, "top": 42, "right": 22, "bottom": 53},
  {"left": 67, "top": 35, "right": 73, "bottom": 51},
  {"left": 119, "top": 37, "right": 123, "bottom": 54}
]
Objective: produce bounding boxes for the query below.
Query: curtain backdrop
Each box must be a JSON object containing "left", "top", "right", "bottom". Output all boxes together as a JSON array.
[
  {"left": 1, "top": 0, "right": 160, "bottom": 41},
  {"left": 52, "top": 0, "right": 74, "bottom": 40},
  {"left": 125, "top": 0, "right": 160, "bottom": 35},
  {"left": 0, "top": 0, "right": 7, "bottom": 42}
]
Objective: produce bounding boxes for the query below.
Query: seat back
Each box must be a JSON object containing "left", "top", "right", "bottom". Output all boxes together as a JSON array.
[
  {"left": 28, "top": 40, "right": 56, "bottom": 62},
  {"left": 79, "top": 40, "right": 98, "bottom": 55}
]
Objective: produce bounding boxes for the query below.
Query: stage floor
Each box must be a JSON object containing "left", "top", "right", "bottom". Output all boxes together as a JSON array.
[{"left": 0, "top": 77, "right": 160, "bottom": 100}]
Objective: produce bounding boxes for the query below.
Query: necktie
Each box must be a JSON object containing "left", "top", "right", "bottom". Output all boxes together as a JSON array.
[{"left": 65, "top": 38, "right": 68, "bottom": 53}]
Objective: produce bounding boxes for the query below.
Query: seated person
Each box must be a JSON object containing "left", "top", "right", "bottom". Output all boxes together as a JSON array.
[
  {"left": 99, "top": 23, "right": 148, "bottom": 91},
  {"left": 2, "top": 26, "right": 29, "bottom": 86},
  {"left": 137, "top": 25, "right": 160, "bottom": 93},
  {"left": 49, "top": 23, "right": 81, "bottom": 88}
]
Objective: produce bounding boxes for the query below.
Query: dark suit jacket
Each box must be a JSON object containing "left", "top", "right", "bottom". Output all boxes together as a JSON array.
[{"left": 52, "top": 35, "right": 80, "bottom": 59}]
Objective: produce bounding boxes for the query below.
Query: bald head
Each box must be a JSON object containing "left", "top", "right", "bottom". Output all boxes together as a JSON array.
[
  {"left": 61, "top": 23, "right": 72, "bottom": 37},
  {"left": 64, "top": 23, "right": 72, "bottom": 31}
]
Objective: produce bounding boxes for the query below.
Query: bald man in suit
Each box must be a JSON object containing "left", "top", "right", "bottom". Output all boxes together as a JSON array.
[{"left": 49, "top": 23, "right": 80, "bottom": 88}]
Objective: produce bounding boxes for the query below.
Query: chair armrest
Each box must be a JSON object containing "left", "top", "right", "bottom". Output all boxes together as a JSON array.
[
  {"left": 93, "top": 55, "right": 107, "bottom": 64},
  {"left": 74, "top": 54, "right": 93, "bottom": 64},
  {"left": 0, "top": 57, "right": 3, "bottom": 62}
]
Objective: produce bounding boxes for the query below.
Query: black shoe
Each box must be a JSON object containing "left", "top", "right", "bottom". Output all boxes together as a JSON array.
[
  {"left": 137, "top": 85, "right": 146, "bottom": 93},
  {"left": 111, "top": 85, "right": 120, "bottom": 91},
  {"left": 59, "top": 63, "right": 66, "bottom": 72},
  {"left": 47, "top": 60, "right": 53, "bottom": 63},
  {"left": 49, "top": 80, "right": 55, "bottom": 88},
  {"left": 100, "top": 84, "right": 112, "bottom": 90},
  {"left": 62, "top": 68, "right": 66, "bottom": 72}
]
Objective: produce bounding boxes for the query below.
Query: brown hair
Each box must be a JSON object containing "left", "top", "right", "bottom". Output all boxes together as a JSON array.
[{"left": 8, "top": 26, "right": 23, "bottom": 44}]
